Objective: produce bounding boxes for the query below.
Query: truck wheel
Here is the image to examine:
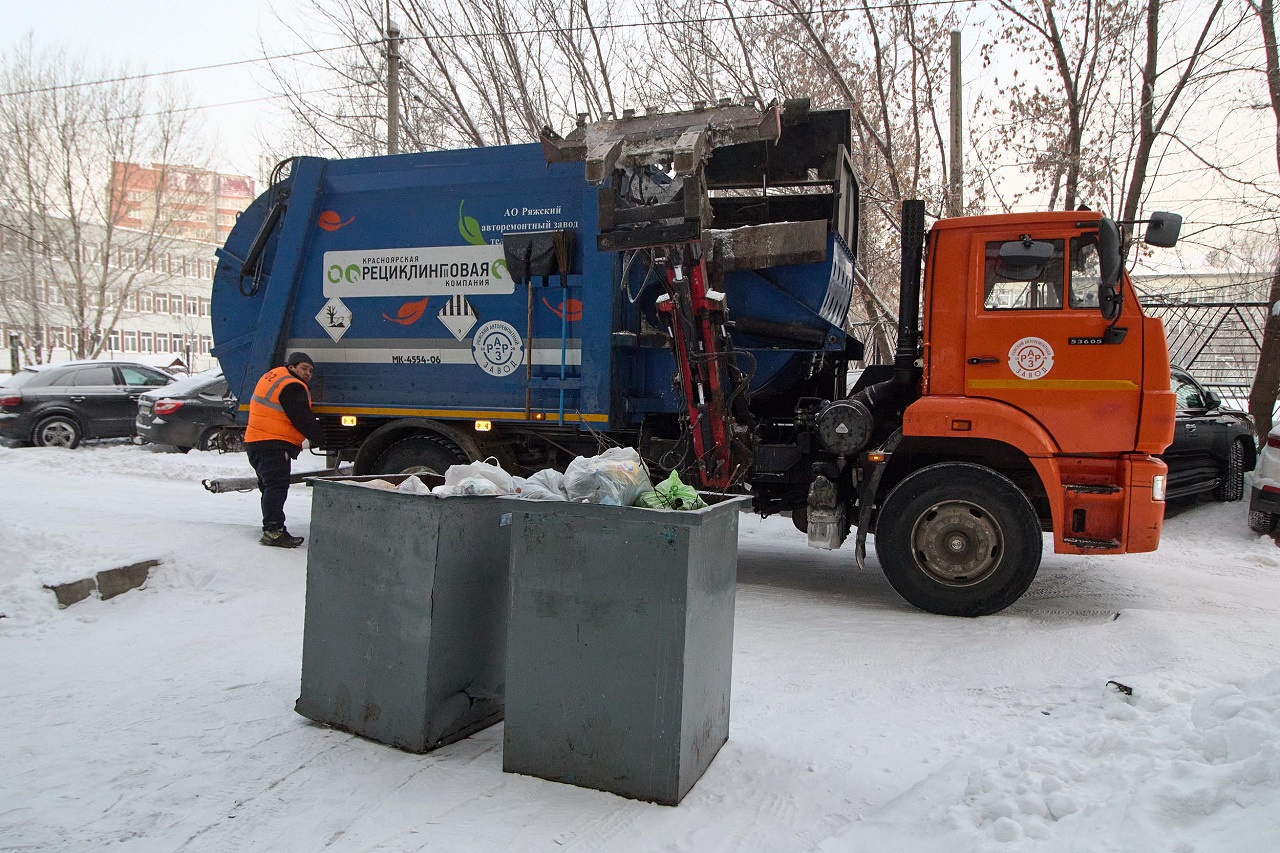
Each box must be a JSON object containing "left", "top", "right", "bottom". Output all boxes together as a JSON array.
[
  {"left": 1213, "top": 439, "right": 1245, "bottom": 502},
  {"left": 874, "top": 463, "right": 1042, "bottom": 617},
  {"left": 375, "top": 434, "right": 469, "bottom": 476},
  {"left": 33, "top": 415, "right": 82, "bottom": 449},
  {"left": 1249, "top": 510, "right": 1278, "bottom": 535}
]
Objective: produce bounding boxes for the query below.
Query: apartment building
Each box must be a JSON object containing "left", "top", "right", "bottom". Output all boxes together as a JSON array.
[
  {"left": 0, "top": 221, "right": 224, "bottom": 374},
  {"left": 110, "top": 162, "right": 255, "bottom": 245}
]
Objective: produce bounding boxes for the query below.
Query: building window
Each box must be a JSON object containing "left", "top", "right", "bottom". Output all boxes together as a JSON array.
[
  {"left": 108, "top": 331, "right": 119, "bottom": 351},
  {"left": 154, "top": 292, "right": 168, "bottom": 313},
  {"left": 139, "top": 331, "right": 153, "bottom": 353},
  {"left": 123, "top": 330, "right": 137, "bottom": 351},
  {"left": 157, "top": 334, "right": 170, "bottom": 353},
  {"left": 170, "top": 293, "right": 182, "bottom": 315},
  {"left": 199, "top": 335, "right": 212, "bottom": 354},
  {"left": 199, "top": 297, "right": 210, "bottom": 317},
  {"left": 186, "top": 295, "right": 199, "bottom": 315},
  {"left": 171, "top": 333, "right": 185, "bottom": 353},
  {"left": 141, "top": 291, "right": 154, "bottom": 312}
]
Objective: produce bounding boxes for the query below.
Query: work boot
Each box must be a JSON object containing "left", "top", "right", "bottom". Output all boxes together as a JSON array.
[{"left": 260, "top": 527, "right": 304, "bottom": 548}]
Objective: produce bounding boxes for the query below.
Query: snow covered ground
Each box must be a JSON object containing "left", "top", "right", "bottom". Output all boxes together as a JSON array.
[{"left": 1, "top": 442, "right": 1277, "bottom": 852}]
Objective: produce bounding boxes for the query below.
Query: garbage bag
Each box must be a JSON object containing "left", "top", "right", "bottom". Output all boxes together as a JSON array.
[
  {"left": 396, "top": 475, "right": 432, "bottom": 495},
  {"left": 518, "top": 468, "right": 569, "bottom": 501},
  {"left": 562, "top": 447, "right": 652, "bottom": 506},
  {"left": 634, "top": 469, "right": 707, "bottom": 510},
  {"left": 432, "top": 458, "right": 518, "bottom": 496}
]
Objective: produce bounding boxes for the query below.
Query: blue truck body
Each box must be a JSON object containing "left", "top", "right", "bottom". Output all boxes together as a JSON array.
[{"left": 211, "top": 104, "right": 859, "bottom": 488}]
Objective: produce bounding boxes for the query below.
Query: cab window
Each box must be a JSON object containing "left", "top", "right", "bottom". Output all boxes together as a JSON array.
[
  {"left": 1069, "top": 235, "right": 1102, "bottom": 308},
  {"left": 983, "top": 239, "right": 1064, "bottom": 309}
]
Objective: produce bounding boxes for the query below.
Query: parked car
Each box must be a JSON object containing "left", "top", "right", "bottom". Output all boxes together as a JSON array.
[
  {"left": 135, "top": 368, "right": 242, "bottom": 453},
  {"left": 1159, "top": 366, "right": 1256, "bottom": 501},
  {"left": 0, "top": 360, "right": 175, "bottom": 448},
  {"left": 1248, "top": 424, "right": 1280, "bottom": 534}
]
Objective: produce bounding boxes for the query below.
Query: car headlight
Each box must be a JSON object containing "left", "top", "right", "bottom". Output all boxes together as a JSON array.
[{"left": 1152, "top": 474, "right": 1167, "bottom": 501}]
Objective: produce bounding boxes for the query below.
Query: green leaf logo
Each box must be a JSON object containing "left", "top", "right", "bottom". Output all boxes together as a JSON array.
[
  {"left": 492, "top": 258, "right": 508, "bottom": 281},
  {"left": 458, "top": 200, "right": 485, "bottom": 246}
]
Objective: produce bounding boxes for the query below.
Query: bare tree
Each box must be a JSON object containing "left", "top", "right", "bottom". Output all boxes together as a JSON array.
[
  {"left": 1247, "top": 0, "right": 1280, "bottom": 439},
  {"left": 259, "top": 0, "right": 632, "bottom": 160},
  {"left": 0, "top": 37, "right": 208, "bottom": 363}
]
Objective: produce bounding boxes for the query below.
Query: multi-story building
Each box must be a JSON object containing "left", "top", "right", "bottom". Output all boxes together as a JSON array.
[
  {"left": 0, "top": 218, "right": 224, "bottom": 375},
  {"left": 110, "top": 162, "right": 255, "bottom": 246}
]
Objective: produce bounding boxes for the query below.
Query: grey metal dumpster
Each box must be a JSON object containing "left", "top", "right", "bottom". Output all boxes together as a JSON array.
[
  {"left": 295, "top": 476, "right": 511, "bottom": 753},
  {"left": 501, "top": 493, "right": 749, "bottom": 805}
]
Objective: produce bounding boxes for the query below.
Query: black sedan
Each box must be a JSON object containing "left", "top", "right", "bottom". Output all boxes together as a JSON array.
[
  {"left": 136, "top": 368, "right": 243, "bottom": 452},
  {"left": 0, "top": 360, "right": 175, "bottom": 448},
  {"left": 1159, "top": 366, "right": 1256, "bottom": 501}
]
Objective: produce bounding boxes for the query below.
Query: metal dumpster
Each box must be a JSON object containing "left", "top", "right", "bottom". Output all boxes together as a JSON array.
[
  {"left": 295, "top": 475, "right": 511, "bottom": 753},
  {"left": 501, "top": 493, "right": 749, "bottom": 804}
]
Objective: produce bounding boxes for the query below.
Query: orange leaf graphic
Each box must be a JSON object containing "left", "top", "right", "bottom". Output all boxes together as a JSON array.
[{"left": 383, "top": 297, "right": 429, "bottom": 325}]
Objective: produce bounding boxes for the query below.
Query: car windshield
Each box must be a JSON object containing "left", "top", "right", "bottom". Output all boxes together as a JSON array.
[
  {"left": 147, "top": 368, "right": 223, "bottom": 397},
  {"left": 1, "top": 369, "right": 41, "bottom": 389}
]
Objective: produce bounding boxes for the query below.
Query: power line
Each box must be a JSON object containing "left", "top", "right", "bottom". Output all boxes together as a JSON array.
[
  {"left": 0, "top": 0, "right": 971, "bottom": 98},
  {"left": 0, "top": 42, "right": 379, "bottom": 98}
]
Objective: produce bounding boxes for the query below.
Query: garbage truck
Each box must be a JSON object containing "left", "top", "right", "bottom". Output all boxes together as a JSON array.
[{"left": 210, "top": 98, "right": 1181, "bottom": 616}]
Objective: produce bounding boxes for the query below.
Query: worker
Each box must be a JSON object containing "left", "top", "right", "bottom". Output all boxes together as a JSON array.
[{"left": 244, "top": 351, "right": 326, "bottom": 548}]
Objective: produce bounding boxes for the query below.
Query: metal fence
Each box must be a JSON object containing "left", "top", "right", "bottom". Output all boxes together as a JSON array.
[{"left": 1140, "top": 299, "right": 1268, "bottom": 409}]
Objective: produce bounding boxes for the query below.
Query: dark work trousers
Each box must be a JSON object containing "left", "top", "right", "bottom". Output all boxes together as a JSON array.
[{"left": 246, "top": 444, "right": 293, "bottom": 531}]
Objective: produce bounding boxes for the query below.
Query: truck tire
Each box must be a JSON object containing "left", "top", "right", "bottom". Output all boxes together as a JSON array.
[
  {"left": 874, "top": 463, "right": 1042, "bottom": 617},
  {"left": 1249, "top": 510, "right": 1278, "bottom": 535},
  {"left": 374, "top": 434, "right": 469, "bottom": 476},
  {"left": 1212, "top": 439, "right": 1245, "bottom": 502}
]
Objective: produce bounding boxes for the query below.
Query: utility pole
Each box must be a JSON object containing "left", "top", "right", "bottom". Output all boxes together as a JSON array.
[
  {"left": 948, "top": 29, "right": 964, "bottom": 218},
  {"left": 387, "top": 15, "right": 401, "bottom": 156}
]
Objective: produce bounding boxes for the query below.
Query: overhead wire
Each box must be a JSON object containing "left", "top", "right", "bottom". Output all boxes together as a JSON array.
[{"left": 0, "top": 0, "right": 976, "bottom": 99}]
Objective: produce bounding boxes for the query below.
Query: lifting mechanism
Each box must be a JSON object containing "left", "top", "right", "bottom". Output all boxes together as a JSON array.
[{"left": 541, "top": 102, "right": 786, "bottom": 490}]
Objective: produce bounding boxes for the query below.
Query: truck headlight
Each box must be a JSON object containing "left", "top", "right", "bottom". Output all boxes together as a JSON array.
[{"left": 1152, "top": 474, "right": 1166, "bottom": 501}]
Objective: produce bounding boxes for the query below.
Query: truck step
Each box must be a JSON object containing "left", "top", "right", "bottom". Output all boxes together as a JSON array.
[
  {"left": 1063, "top": 536, "right": 1122, "bottom": 549},
  {"left": 1064, "top": 483, "right": 1122, "bottom": 494}
]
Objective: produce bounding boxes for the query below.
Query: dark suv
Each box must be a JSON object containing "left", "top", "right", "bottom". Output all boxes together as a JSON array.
[
  {"left": 0, "top": 360, "right": 174, "bottom": 448},
  {"left": 1159, "top": 366, "right": 1257, "bottom": 501}
]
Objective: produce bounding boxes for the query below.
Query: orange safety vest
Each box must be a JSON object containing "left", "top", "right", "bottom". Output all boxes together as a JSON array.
[{"left": 244, "top": 366, "right": 312, "bottom": 447}]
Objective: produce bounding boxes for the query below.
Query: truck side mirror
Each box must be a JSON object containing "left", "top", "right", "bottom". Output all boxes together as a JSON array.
[
  {"left": 996, "top": 240, "right": 1055, "bottom": 282},
  {"left": 1098, "top": 218, "right": 1122, "bottom": 321},
  {"left": 1143, "top": 212, "right": 1182, "bottom": 248}
]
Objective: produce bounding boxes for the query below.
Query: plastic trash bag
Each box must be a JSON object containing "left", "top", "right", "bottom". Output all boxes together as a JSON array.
[
  {"left": 395, "top": 475, "right": 432, "bottom": 495},
  {"left": 518, "top": 468, "right": 569, "bottom": 501},
  {"left": 634, "top": 469, "right": 707, "bottom": 511},
  {"left": 562, "top": 447, "right": 652, "bottom": 506},
  {"left": 431, "top": 458, "right": 518, "bottom": 496}
]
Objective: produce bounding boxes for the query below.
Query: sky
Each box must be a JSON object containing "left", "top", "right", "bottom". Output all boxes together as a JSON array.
[
  {"left": 0, "top": 441, "right": 1278, "bottom": 851},
  {"left": 0, "top": 1, "right": 1272, "bottom": 277},
  {"left": 0, "top": 0, "right": 314, "bottom": 179}
]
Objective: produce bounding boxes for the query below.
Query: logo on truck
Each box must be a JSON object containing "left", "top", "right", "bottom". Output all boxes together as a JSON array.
[
  {"left": 1008, "top": 336, "right": 1055, "bottom": 380},
  {"left": 322, "top": 245, "right": 511, "bottom": 297},
  {"left": 472, "top": 321, "right": 524, "bottom": 377}
]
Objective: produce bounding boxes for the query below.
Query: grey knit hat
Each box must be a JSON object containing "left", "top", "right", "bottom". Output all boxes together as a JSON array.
[{"left": 286, "top": 351, "right": 314, "bottom": 367}]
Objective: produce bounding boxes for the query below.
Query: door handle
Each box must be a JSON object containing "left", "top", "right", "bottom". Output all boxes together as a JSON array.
[
  {"left": 1184, "top": 424, "right": 1196, "bottom": 432},
  {"left": 69, "top": 395, "right": 86, "bottom": 402},
  {"left": 968, "top": 356, "right": 1000, "bottom": 365}
]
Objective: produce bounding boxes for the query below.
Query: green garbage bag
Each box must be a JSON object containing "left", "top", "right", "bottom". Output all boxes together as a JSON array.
[{"left": 633, "top": 470, "right": 708, "bottom": 511}]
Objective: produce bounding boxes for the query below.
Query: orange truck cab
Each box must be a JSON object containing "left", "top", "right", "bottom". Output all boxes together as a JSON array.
[{"left": 844, "top": 203, "right": 1179, "bottom": 616}]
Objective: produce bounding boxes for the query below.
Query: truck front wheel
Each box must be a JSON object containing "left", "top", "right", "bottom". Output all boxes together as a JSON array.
[
  {"left": 374, "top": 434, "right": 469, "bottom": 476},
  {"left": 874, "top": 463, "right": 1042, "bottom": 617}
]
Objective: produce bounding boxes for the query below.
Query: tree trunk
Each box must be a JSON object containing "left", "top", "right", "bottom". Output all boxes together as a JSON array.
[{"left": 1248, "top": 0, "right": 1280, "bottom": 442}]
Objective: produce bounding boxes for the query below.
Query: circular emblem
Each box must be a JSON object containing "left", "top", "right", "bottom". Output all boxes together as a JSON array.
[
  {"left": 472, "top": 320, "right": 524, "bottom": 377},
  {"left": 1008, "top": 336, "right": 1054, "bottom": 380}
]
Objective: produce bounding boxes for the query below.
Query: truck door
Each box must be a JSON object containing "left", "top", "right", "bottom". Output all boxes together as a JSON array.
[{"left": 964, "top": 225, "right": 1144, "bottom": 454}]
